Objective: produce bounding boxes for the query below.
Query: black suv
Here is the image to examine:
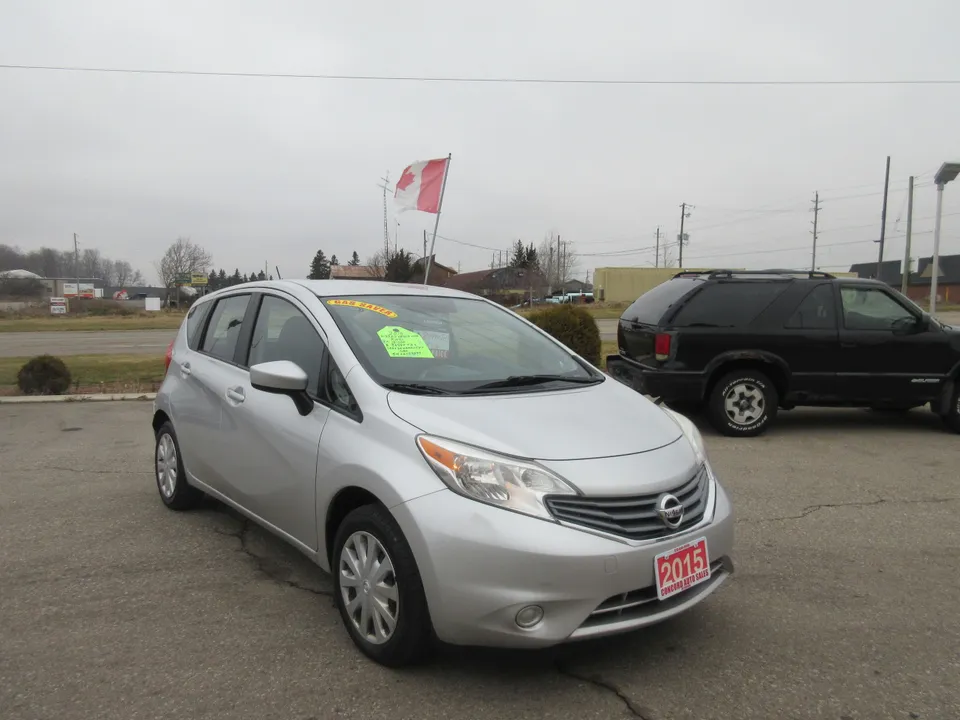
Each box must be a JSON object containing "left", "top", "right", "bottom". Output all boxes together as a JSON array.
[{"left": 606, "top": 269, "right": 960, "bottom": 437}]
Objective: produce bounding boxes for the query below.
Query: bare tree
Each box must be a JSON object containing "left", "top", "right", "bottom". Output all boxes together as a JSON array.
[
  {"left": 537, "top": 232, "right": 579, "bottom": 294},
  {"left": 660, "top": 240, "right": 677, "bottom": 269},
  {"left": 155, "top": 238, "right": 213, "bottom": 302},
  {"left": 365, "top": 250, "right": 387, "bottom": 279},
  {"left": 111, "top": 260, "right": 143, "bottom": 286}
]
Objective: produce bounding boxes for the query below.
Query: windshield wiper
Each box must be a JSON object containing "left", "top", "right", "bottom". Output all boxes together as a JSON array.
[
  {"left": 381, "top": 382, "right": 453, "bottom": 396},
  {"left": 463, "top": 374, "right": 600, "bottom": 393}
]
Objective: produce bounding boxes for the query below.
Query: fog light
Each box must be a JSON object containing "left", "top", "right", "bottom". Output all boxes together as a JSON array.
[{"left": 515, "top": 605, "right": 544, "bottom": 629}]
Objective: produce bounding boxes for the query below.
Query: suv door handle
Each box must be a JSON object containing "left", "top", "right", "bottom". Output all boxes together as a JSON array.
[
  {"left": 226, "top": 387, "right": 245, "bottom": 404},
  {"left": 180, "top": 361, "right": 192, "bottom": 376}
]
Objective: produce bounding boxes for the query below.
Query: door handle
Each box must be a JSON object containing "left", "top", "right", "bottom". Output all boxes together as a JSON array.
[
  {"left": 181, "top": 361, "right": 192, "bottom": 376},
  {"left": 226, "top": 387, "right": 245, "bottom": 404}
]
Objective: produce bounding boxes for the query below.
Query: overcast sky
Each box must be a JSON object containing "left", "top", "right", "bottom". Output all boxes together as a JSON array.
[{"left": 2, "top": 0, "right": 959, "bottom": 284}]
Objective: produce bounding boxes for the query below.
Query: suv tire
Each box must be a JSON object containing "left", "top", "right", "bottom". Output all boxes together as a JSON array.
[
  {"left": 941, "top": 385, "right": 960, "bottom": 434},
  {"left": 709, "top": 370, "right": 778, "bottom": 437},
  {"left": 154, "top": 421, "right": 203, "bottom": 510},
  {"left": 332, "top": 504, "right": 434, "bottom": 667}
]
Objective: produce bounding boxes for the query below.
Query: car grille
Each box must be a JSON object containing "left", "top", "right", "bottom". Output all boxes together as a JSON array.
[
  {"left": 544, "top": 465, "right": 710, "bottom": 541},
  {"left": 579, "top": 559, "right": 726, "bottom": 630}
]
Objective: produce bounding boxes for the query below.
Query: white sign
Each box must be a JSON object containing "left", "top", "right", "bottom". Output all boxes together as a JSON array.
[
  {"left": 63, "top": 283, "right": 95, "bottom": 298},
  {"left": 145, "top": 297, "right": 162, "bottom": 312},
  {"left": 50, "top": 297, "right": 67, "bottom": 315}
]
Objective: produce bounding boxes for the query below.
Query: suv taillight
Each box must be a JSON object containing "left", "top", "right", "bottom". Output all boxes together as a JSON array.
[
  {"left": 164, "top": 340, "right": 174, "bottom": 373},
  {"left": 654, "top": 333, "right": 671, "bottom": 361}
]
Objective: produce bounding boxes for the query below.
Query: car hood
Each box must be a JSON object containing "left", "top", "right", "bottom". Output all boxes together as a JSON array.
[{"left": 386, "top": 378, "right": 683, "bottom": 461}]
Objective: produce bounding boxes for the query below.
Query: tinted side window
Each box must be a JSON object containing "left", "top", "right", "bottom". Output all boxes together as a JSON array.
[
  {"left": 671, "top": 282, "right": 788, "bottom": 327},
  {"left": 249, "top": 296, "right": 325, "bottom": 397},
  {"left": 840, "top": 287, "right": 916, "bottom": 330},
  {"left": 785, "top": 284, "right": 836, "bottom": 330},
  {"left": 186, "top": 300, "right": 213, "bottom": 350},
  {"left": 201, "top": 295, "right": 251, "bottom": 363},
  {"left": 622, "top": 278, "right": 702, "bottom": 325}
]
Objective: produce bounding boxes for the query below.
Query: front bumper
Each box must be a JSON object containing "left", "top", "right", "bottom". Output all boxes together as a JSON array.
[{"left": 392, "top": 478, "right": 735, "bottom": 648}]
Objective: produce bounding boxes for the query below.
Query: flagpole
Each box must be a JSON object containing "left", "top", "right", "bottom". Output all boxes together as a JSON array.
[{"left": 423, "top": 153, "right": 452, "bottom": 285}]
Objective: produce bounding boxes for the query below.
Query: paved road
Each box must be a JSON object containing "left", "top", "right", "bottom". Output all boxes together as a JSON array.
[
  {"left": 0, "top": 330, "right": 175, "bottom": 357},
  {"left": 2, "top": 402, "right": 957, "bottom": 719}
]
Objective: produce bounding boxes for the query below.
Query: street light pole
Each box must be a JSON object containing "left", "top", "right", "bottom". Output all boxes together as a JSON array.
[{"left": 930, "top": 162, "right": 960, "bottom": 315}]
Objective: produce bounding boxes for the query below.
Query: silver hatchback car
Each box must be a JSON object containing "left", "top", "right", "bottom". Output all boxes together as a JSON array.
[{"left": 153, "top": 280, "right": 734, "bottom": 666}]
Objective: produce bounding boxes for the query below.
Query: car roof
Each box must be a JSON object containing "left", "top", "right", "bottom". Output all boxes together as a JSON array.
[{"left": 197, "top": 279, "right": 478, "bottom": 302}]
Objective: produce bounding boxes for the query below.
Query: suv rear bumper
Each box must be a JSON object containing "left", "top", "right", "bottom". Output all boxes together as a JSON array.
[{"left": 607, "top": 354, "right": 705, "bottom": 402}]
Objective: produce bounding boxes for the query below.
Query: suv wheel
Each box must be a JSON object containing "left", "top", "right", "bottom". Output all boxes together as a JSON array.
[
  {"left": 154, "top": 422, "right": 202, "bottom": 510},
  {"left": 709, "top": 370, "right": 778, "bottom": 437},
  {"left": 332, "top": 504, "right": 434, "bottom": 667},
  {"left": 941, "top": 385, "right": 960, "bottom": 434}
]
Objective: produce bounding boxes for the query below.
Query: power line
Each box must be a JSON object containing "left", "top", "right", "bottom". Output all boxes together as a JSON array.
[{"left": 1, "top": 64, "right": 959, "bottom": 86}]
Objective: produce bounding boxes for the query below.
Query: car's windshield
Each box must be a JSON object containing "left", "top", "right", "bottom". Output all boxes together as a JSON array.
[{"left": 321, "top": 294, "right": 602, "bottom": 394}]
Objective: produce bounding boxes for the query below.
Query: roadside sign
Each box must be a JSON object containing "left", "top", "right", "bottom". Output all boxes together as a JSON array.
[
  {"left": 50, "top": 297, "right": 67, "bottom": 315},
  {"left": 190, "top": 273, "right": 208, "bottom": 286}
]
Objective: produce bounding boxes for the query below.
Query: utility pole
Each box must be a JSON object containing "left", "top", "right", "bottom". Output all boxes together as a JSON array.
[
  {"left": 377, "top": 172, "right": 391, "bottom": 258},
  {"left": 810, "top": 191, "right": 820, "bottom": 272},
  {"left": 655, "top": 226, "right": 661, "bottom": 268},
  {"left": 901, "top": 176, "right": 914, "bottom": 295},
  {"left": 678, "top": 204, "right": 692, "bottom": 268},
  {"left": 557, "top": 234, "right": 562, "bottom": 285},
  {"left": 876, "top": 155, "right": 891, "bottom": 279},
  {"left": 423, "top": 230, "right": 427, "bottom": 265},
  {"left": 73, "top": 233, "right": 80, "bottom": 303}
]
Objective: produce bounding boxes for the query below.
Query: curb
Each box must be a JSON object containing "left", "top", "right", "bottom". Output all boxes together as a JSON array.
[{"left": 0, "top": 393, "right": 157, "bottom": 404}]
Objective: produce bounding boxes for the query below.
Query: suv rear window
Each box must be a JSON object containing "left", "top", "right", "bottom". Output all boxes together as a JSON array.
[
  {"left": 622, "top": 278, "right": 701, "bottom": 325},
  {"left": 670, "top": 281, "right": 789, "bottom": 328}
]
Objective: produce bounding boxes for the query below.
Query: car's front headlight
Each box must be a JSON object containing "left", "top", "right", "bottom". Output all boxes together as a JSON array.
[
  {"left": 661, "top": 406, "right": 707, "bottom": 466},
  {"left": 416, "top": 435, "right": 578, "bottom": 520}
]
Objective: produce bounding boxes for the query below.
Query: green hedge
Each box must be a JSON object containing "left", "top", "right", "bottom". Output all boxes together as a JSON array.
[{"left": 526, "top": 304, "right": 601, "bottom": 366}]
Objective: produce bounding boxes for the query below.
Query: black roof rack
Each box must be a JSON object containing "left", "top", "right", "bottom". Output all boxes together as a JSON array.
[{"left": 671, "top": 269, "right": 835, "bottom": 280}]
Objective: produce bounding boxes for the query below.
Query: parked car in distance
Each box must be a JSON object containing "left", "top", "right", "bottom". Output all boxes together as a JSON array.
[
  {"left": 153, "top": 279, "right": 735, "bottom": 666},
  {"left": 606, "top": 269, "right": 960, "bottom": 437}
]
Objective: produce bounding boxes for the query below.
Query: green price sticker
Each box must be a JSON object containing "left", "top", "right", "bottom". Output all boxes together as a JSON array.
[{"left": 377, "top": 326, "right": 435, "bottom": 359}]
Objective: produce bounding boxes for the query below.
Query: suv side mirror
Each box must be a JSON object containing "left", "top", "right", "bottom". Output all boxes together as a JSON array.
[
  {"left": 250, "top": 361, "right": 314, "bottom": 415},
  {"left": 892, "top": 315, "right": 927, "bottom": 336}
]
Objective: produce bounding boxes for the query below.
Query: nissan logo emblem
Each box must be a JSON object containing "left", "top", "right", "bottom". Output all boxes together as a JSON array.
[{"left": 656, "top": 494, "right": 684, "bottom": 529}]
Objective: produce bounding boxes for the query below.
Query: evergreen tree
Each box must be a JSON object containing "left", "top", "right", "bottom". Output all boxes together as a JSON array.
[
  {"left": 348, "top": 251, "right": 360, "bottom": 266},
  {"left": 384, "top": 249, "right": 414, "bottom": 283},
  {"left": 230, "top": 269, "right": 242, "bottom": 286},
  {"left": 308, "top": 249, "right": 331, "bottom": 280},
  {"left": 218, "top": 269, "right": 227, "bottom": 287}
]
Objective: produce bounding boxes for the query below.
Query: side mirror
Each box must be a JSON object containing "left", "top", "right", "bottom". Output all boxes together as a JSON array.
[{"left": 250, "top": 361, "right": 313, "bottom": 415}]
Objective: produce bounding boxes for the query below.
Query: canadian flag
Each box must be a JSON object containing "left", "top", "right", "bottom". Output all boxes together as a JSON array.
[{"left": 394, "top": 157, "right": 449, "bottom": 214}]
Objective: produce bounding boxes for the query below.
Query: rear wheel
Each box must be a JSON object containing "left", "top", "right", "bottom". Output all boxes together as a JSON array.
[
  {"left": 941, "top": 385, "right": 960, "bottom": 434},
  {"left": 154, "top": 422, "right": 202, "bottom": 510},
  {"left": 332, "top": 504, "right": 434, "bottom": 667},
  {"left": 708, "top": 370, "right": 778, "bottom": 437}
]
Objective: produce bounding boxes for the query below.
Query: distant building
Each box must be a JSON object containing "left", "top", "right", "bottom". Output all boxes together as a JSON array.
[
  {"left": 330, "top": 265, "right": 382, "bottom": 280},
  {"left": 409, "top": 256, "right": 457, "bottom": 286},
  {"left": 848, "top": 254, "right": 960, "bottom": 305},
  {"left": 444, "top": 266, "right": 546, "bottom": 302}
]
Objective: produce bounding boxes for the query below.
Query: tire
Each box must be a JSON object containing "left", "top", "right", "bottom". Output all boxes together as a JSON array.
[
  {"left": 708, "top": 370, "right": 778, "bottom": 437},
  {"left": 154, "top": 421, "right": 202, "bottom": 510},
  {"left": 332, "top": 504, "right": 434, "bottom": 667},
  {"left": 941, "top": 385, "right": 960, "bottom": 434}
]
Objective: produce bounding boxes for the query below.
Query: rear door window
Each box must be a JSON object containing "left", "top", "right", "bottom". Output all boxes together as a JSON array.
[
  {"left": 670, "top": 282, "right": 788, "bottom": 327},
  {"left": 622, "top": 278, "right": 701, "bottom": 325},
  {"left": 785, "top": 284, "right": 836, "bottom": 330},
  {"left": 201, "top": 294, "right": 252, "bottom": 363}
]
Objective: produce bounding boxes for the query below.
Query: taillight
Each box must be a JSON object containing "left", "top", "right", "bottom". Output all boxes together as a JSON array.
[
  {"left": 654, "top": 333, "right": 671, "bottom": 362},
  {"left": 164, "top": 341, "right": 174, "bottom": 373}
]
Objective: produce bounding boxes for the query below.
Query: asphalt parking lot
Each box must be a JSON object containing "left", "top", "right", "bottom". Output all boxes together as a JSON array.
[{"left": 1, "top": 402, "right": 958, "bottom": 720}]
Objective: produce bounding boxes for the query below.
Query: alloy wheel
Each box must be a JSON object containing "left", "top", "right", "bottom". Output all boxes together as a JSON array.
[
  {"left": 724, "top": 382, "right": 766, "bottom": 426},
  {"left": 339, "top": 531, "right": 400, "bottom": 645},
  {"left": 156, "top": 433, "right": 178, "bottom": 498}
]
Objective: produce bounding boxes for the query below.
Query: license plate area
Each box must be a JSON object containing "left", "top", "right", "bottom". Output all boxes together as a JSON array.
[{"left": 654, "top": 537, "right": 710, "bottom": 600}]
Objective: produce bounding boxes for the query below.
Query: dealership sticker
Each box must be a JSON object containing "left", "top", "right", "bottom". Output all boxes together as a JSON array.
[
  {"left": 377, "top": 327, "right": 434, "bottom": 358},
  {"left": 326, "top": 299, "right": 398, "bottom": 318}
]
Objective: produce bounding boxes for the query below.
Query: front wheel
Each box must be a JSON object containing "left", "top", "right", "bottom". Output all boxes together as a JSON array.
[
  {"left": 941, "top": 385, "right": 960, "bottom": 434},
  {"left": 708, "top": 370, "right": 778, "bottom": 437},
  {"left": 332, "top": 504, "right": 434, "bottom": 667}
]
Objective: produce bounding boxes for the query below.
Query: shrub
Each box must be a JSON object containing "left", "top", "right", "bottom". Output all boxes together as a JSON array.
[
  {"left": 17, "top": 355, "right": 72, "bottom": 395},
  {"left": 526, "top": 304, "right": 601, "bottom": 366}
]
